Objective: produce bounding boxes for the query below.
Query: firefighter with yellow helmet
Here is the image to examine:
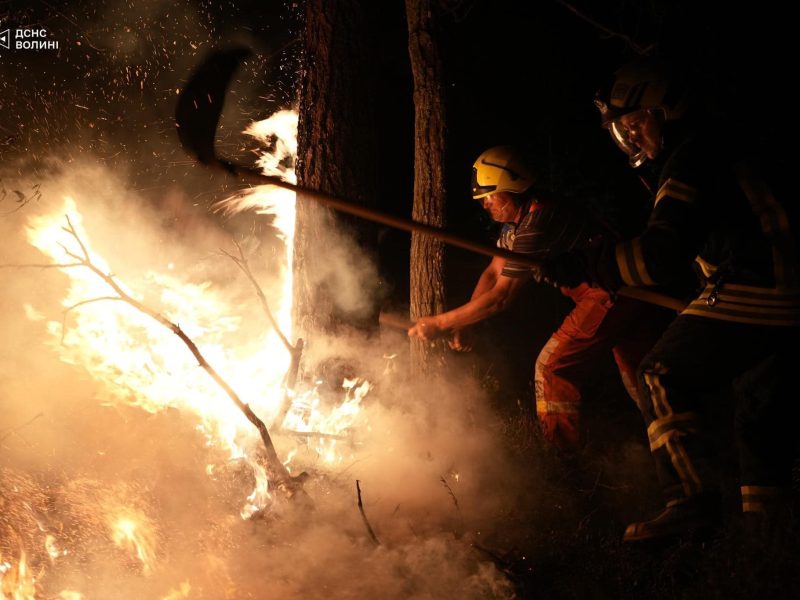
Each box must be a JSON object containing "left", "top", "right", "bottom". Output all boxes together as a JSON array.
[{"left": 409, "top": 145, "right": 673, "bottom": 449}]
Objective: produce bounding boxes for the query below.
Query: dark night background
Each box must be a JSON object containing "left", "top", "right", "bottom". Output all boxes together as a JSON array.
[{"left": 1, "top": 0, "right": 797, "bottom": 597}]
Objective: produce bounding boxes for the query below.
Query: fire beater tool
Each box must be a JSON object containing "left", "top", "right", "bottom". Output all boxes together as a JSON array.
[{"left": 175, "top": 47, "right": 687, "bottom": 313}]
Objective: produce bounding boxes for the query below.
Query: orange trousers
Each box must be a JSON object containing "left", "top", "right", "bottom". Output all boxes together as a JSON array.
[{"left": 534, "top": 283, "right": 673, "bottom": 448}]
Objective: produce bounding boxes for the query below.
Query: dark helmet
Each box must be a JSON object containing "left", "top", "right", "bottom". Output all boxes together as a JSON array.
[
  {"left": 595, "top": 59, "right": 689, "bottom": 167},
  {"left": 471, "top": 146, "right": 535, "bottom": 200}
]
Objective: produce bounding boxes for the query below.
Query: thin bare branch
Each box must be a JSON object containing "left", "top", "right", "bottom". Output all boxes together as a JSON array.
[
  {"left": 64, "top": 296, "right": 124, "bottom": 313},
  {"left": 60, "top": 296, "right": 124, "bottom": 344},
  {"left": 64, "top": 215, "right": 91, "bottom": 260},
  {"left": 440, "top": 475, "right": 460, "bottom": 510},
  {"left": 0, "top": 412, "right": 44, "bottom": 444},
  {"left": 220, "top": 241, "right": 305, "bottom": 431},
  {"left": 356, "top": 480, "right": 381, "bottom": 546},
  {"left": 220, "top": 241, "right": 294, "bottom": 354},
  {"left": 556, "top": 0, "right": 655, "bottom": 55}
]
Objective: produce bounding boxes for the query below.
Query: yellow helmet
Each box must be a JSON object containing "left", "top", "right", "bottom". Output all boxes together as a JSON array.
[{"left": 471, "top": 146, "right": 535, "bottom": 200}]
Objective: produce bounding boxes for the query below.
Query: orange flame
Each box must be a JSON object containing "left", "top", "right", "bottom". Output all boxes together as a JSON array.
[
  {"left": 161, "top": 580, "right": 191, "bottom": 600},
  {"left": 24, "top": 110, "right": 369, "bottom": 516},
  {"left": 0, "top": 548, "right": 38, "bottom": 600},
  {"left": 109, "top": 507, "right": 158, "bottom": 575}
]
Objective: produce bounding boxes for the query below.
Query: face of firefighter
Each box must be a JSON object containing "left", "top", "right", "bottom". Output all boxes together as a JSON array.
[
  {"left": 618, "top": 108, "right": 663, "bottom": 160},
  {"left": 480, "top": 191, "right": 523, "bottom": 224}
]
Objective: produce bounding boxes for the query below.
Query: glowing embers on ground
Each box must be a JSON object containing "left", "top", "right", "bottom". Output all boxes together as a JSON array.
[{"left": 109, "top": 507, "right": 158, "bottom": 575}]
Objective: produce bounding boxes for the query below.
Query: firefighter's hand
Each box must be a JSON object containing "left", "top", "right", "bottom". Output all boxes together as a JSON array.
[
  {"left": 448, "top": 328, "right": 474, "bottom": 352},
  {"left": 408, "top": 316, "right": 447, "bottom": 341}
]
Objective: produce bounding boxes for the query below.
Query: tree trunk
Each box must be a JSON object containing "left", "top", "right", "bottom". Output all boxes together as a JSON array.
[
  {"left": 294, "top": 0, "right": 379, "bottom": 340},
  {"left": 406, "top": 0, "right": 448, "bottom": 374}
]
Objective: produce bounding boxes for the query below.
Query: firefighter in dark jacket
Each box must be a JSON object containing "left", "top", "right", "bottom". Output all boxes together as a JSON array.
[
  {"left": 544, "top": 59, "right": 800, "bottom": 541},
  {"left": 409, "top": 146, "right": 674, "bottom": 449}
]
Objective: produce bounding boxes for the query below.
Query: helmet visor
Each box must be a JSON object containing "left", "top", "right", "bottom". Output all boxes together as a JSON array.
[
  {"left": 471, "top": 167, "right": 497, "bottom": 199},
  {"left": 608, "top": 120, "right": 647, "bottom": 168}
]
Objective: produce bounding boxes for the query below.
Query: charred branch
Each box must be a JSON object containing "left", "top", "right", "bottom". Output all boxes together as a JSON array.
[{"left": 356, "top": 480, "right": 380, "bottom": 546}]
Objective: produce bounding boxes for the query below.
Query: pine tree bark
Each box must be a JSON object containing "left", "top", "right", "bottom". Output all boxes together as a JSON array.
[
  {"left": 406, "top": 0, "right": 447, "bottom": 373},
  {"left": 294, "top": 0, "right": 379, "bottom": 339}
]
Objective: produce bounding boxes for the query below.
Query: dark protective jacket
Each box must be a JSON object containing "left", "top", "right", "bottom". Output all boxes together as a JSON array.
[{"left": 605, "top": 124, "right": 800, "bottom": 326}]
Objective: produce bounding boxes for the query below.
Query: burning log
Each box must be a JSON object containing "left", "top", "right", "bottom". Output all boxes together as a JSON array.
[{"left": 2, "top": 216, "right": 304, "bottom": 496}]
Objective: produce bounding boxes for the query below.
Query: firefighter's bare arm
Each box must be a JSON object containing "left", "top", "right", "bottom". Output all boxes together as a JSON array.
[
  {"left": 408, "top": 268, "right": 524, "bottom": 341},
  {"left": 470, "top": 256, "right": 505, "bottom": 300},
  {"left": 446, "top": 256, "right": 507, "bottom": 350}
]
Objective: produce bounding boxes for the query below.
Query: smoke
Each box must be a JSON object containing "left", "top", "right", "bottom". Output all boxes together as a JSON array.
[{"left": 0, "top": 158, "right": 529, "bottom": 598}]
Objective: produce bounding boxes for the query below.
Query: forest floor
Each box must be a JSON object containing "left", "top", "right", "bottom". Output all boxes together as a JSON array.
[{"left": 481, "top": 377, "right": 800, "bottom": 600}]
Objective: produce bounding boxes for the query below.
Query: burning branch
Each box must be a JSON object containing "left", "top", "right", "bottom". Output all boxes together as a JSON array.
[
  {"left": 220, "top": 241, "right": 305, "bottom": 430},
  {"left": 221, "top": 241, "right": 294, "bottom": 354},
  {"left": 61, "top": 296, "right": 124, "bottom": 343},
  {"left": 4, "top": 215, "right": 303, "bottom": 495}
]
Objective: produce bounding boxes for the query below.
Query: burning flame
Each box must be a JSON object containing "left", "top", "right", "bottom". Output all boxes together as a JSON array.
[
  {"left": 23, "top": 109, "right": 368, "bottom": 517},
  {"left": 215, "top": 108, "right": 299, "bottom": 338},
  {"left": 109, "top": 507, "right": 158, "bottom": 575},
  {"left": 161, "top": 581, "right": 191, "bottom": 600},
  {"left": 0, "top": 548, "right": 37, "bottom": 600},
  {"left": 44, "top": 535, "right": 66, "bottom": 561}
]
